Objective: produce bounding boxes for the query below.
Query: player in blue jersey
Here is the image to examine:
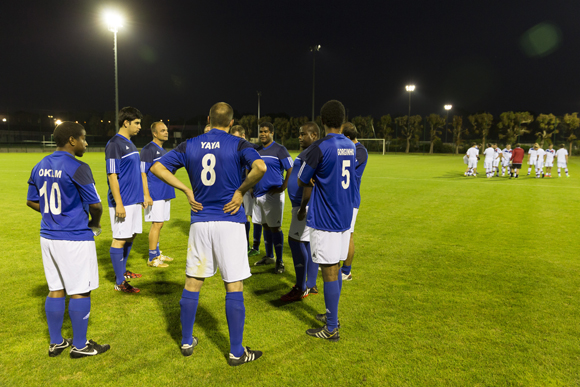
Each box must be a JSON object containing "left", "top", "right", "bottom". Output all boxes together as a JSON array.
[
  {"left": 298, "top": 100, "right": 356, "bottom": 341},
  {"left": 27, "top": 122, "right": 110, "bottom": 358},
  {"left": 250, "top": 122, "right": 293, "bottom": 274},
  {"left": 151, "top": 102, "right": 266, "bottom": 366},
  {"left": 339, "top": 122, "right": 368, "bottom": 282},
  {"left": 230, "top": 125, "right": 254, "bottom": 251},
  {"left": 141, "top": 121, "right": 176, "bottom": 268},
  {"left": 280, "top": 122, "right": 321, "bottom": 301},
  {"left": 105, "top": 106, "right": 145, "bottom": 293}
]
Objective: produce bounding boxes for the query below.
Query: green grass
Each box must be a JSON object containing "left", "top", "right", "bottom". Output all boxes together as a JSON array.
[{"left": 2, "top": 151, "right": 580, "bottom": 386}]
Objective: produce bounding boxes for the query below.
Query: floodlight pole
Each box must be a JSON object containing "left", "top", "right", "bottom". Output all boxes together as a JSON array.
[
  {"left": 310, "top": 45, "right": 320, "bottom": 121},
  {"left": 113, "top": 30, "right": 119, "bottom": 132},
  {"left": 257, "top": 91, "right": 261, "bottom": 134}
]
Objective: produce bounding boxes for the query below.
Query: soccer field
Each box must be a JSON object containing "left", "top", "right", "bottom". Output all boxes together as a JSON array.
[{"left": 2, "top": 152, "right": 580, "bottom": 386}]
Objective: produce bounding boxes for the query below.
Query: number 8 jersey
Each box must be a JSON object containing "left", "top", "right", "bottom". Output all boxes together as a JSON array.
[
  {"left": 158, "top": 129, "right": 261, "bottom": 224},
  {"left": 27, "top": 151, "right": 101, "bottom": 241},
  {"left": 298, "top": 133, "right": 356, "bottom": 232}
]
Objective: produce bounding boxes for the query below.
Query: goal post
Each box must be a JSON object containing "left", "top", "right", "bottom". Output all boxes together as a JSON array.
[{"left": 358, "top": 138, "right": 385, "bottom": 155}]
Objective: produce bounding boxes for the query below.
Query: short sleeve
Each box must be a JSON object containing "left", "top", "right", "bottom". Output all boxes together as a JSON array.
[
  {"left": 278, "top": 147, "right": 293, "bottom": 170},
  {"left": 159, "top": 141, "right": 187, "bottom": 172},
  {"left": 298, "top": 144, "right": 322, "bottom": 185},
  {"left": 106, "top": 142, "right": 122, "bottom": 174},
  {"left": 27, "top": 167, "right": 40, "bottom": 201},
  {"left": 73, "top": 164, "right": 101, "bottom": 205}
]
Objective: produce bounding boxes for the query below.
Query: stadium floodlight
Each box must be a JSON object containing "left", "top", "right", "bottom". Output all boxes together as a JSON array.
[
  {"left": 405, "top": 85, "right": 415, "bottom": 124},
  {"left": 444, "top": 104, "right": 452, "bottom": 111},
  {"left": 55, "top": 119, "right": 62, "bottom": 126},
  {"left": 444, "top": 105, "right": 452, "bottom": 144},
  {"left": 2, "top": 118, "right": 6, "bottom": 122},
  {"left": 405, "top": 85, "right": 415, "bottom": 92},
  {"left": 310, "top": 45, "right": 321, "bottom": 121},
  {"left": 103, "top": 10, "right": 123, "bottom": 132}
]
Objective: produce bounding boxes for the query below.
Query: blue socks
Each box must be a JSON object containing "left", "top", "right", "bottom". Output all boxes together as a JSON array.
[
  {"left": 180, "top": 289, "right": 199, "bottom": 346},
  {"left": 272, "top": 231, "right": 283, "bottom": 264},
  {"left": 110, "top": 247, "right": 125, "bottom": 285},
  {"left": 122, "top": 242, "right": 133, "bottom": 272},
  {"left": 289, "top": 238, "right": 306, "bottom": 291},
  {"left": 252, "top": 223, "right": 262, "bottom": 251},
  {"left": 323, "top": 280, "right": 340, "bottom": 331},
  {"left": 149, "top": 249, "right": 157, "bottom": 262},
  {"left": 225, "top": 292, "right": 245, "bottom": 358},
  {"left": 264, "top": 229, "right": 273, "bottom": 258},
  {"left": 341, "top": 264, "right": 352, "bottom": 275},
  {"left": 156, "top": 243, "right": 161, "bottom": 257},
  {"left": 305, "top": 243, "right": 318, "bottom": 289},
  {"left": 45, "top": 297, "right": 65, "bottom": 345},
  {"left": 69, "top": 297, "right": 91, "bottom": 349},
  {"left": 245, "top": 222, "right": 251, "bottom": 250}
]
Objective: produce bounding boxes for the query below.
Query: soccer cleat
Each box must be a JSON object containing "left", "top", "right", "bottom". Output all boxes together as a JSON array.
[
  {"left": 341, "top": 272, "right": 352, "bottom": 281},
  {"left": 280, "top": 286, "right": 303, "bottom": 302},
  {"left": 306, "top": 325, "right": 340, "bottom": 342},
  {"left": 159, "top": 254, "right": 174, "bottom": 262},
  {"left": 70, "top": 339, "right": 110, "bottom": 359},
  {"left": 228, "top": 346, "right": 263, "bottom": 366},
  {"left": 254, "top": 256, "right": 275, "bottom": 266},
  {"left": 48, "top": 338, "right": 72, "bottom": 357},
  {"left": 147, "top": 258, "right": 169, "bottom": 268},
  {"left": 124, "top": 270, "right": 142, "bottom": 279},
  {"left": 114, "top": 280, "right": 140, "bottom": 293},
  {"left": 275, "top": 261, "right": 285, "bottom": 274},
  {"left": 248, "top": 249, "right": 260, "bottom": 257},
  {"left": 307, "top": 285, "right": 319, "bottom": 295},
  {"left": 315, "top": 313, "right": 341, "bottom": 328},
  {"left": 180, "top": 337, "right": 199, "bottom": 357}
]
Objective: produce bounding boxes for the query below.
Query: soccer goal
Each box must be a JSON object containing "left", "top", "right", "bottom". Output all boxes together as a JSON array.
[{"left": 358, "top": 138, "right": 385, "bottom": 155}]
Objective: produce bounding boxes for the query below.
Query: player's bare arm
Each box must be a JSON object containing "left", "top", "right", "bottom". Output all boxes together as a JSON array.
[
  {"left": 224, "top": 159, "right": 266, "bottom": 214},
  {"left": 150, "top": 161, "right": 203, "bottom": 212},
  {"left": 88, "top": 202, "right": 103, "bottom": 229},
  {"left": 141, "top": 172, "right": 153, "bottom": 209},
  {"left": 26, "top": 200, "right": 40, "bottom": 212},
  {"left": 268, "top": 167, "right": 293, "bottom": 195},
  {"left": 297, "top": 186, "right": 312, "bottom": 221},
  {"left": 107, "top": 173, "right": 125, "bottom": 218}
]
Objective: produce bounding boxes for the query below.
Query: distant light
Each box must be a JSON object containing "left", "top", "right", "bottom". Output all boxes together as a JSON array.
[
  {"left": 310, "top": 45, "right": 321, "bottom": 52},
  {"left": 444, "top": 104, "right": 452, "bottom": 110},
  {"left": 55, "top": 119, "right": 63, "bottom": 126},
  {"left": 2, "top": 118, "right": 6, "bottom": 122},
  {"left": 108, "top": 121, "right": 111, "bottom": 123},
  {"left": 101, "top": 120, "right": 103, "bottom": 122},
  {"left": 405, "top": 85, "right": 416, "bottom": 92},
  {"left": 104, "top": 11, "right": 123, "bottom": 33},
  {"left": 75, "top": 121, "right": 79, "bottom": 123}
]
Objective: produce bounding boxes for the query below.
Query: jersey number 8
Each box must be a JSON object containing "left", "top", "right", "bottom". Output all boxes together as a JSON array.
[
  {"left": 201, "top": 154, "right": 216, "bottom": 186},
  {"left": 39, "top": 181, "right": 62, "bottom": 215}
]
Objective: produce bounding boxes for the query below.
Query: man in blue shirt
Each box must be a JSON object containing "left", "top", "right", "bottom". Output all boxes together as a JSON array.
[
  {"left": 281, "top": 122, "right": 320, "bottom": 302},
  {"left": 340, "top": 122, "right": 368, "bottom": 281},
  {"left": 298, "top": 100, "right": 356, "bottom": 341},
  {"left": 151, "top": 102, "right": 266, "bottom": 366},
  {"left": 141, "top": 121, "right": 176, "bottom": 268},
  {"left": 230, "top": 125, "right": 254, "bottom": 251},
  {"left": 27, "top": 122, "right": 110, "bottom": 358},
  {"left": 105, "top": 106, "right": 144, "bottom": 293},
  {"left": 250, "top": 122, "right": 293, "bottom": 274}
]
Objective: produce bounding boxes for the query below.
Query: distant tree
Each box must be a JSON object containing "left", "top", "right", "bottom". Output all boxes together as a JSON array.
[
  {"left": 427, "top": 114, "right": 445, "bottom": 154},
  {"left": 468, "top": 112, "right": 493, "bottom": 147},
  {"left": 378, "top": 115, "right": 393, "bottom": 140},
  {"left": 239, "top": 115, "right": 257, "bottom": 138},
  {"left": 396, "top": 115, "right": 422, "bottom": 153},
  {"left": 141, "top": 114, "right": 156, "bottom": 137},
  {"left": 450, "top": 115, "right": 468, "bottom": 154},
  {"left": 351, "top": 116, "right": 375, "bottom": 138},
  {"left": 535, "top": 113, "right": 559, "bottom": 147},
  {"left": 562, "top": 113, "right": 580, "bottom": 153},
  {"left": 289, "top": 116, "right": 309, "bottom": 139},
  {"left": 497, "top": 111, "right": 516, "bottom": 144},
  {"left": 259, "top": 116, "right": 272, "bottom": 126},
  {"left": 513, "top": 112, "right": 533, "bottom": 143},
  {"left": 273, "top": 117, "right": 291, "bottom": 145}
]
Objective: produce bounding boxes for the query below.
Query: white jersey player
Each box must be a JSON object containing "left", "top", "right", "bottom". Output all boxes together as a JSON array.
[
  {"left": 535, "top": 145, "right": 546, "bottom": 178},
  {"left": 465, "top": 144, "right": 479, "bottom": 176},
  {"left": 527, "top": 144, "right": 538, "bottom": 175},
  {"left": 501, "top": 145, "right": 512, "bottom": 176},
  {"left": 492, "top": 144, "right": 502, "bottom": 176},
  {"left": 555, "top": 144, "right": 569, "bottom": 177},
  {"left": 544, "top": 144, "right": 555, "bottom": 177},
  {"left": 483, "top": 144, "right": 495, "bottom": 178}
]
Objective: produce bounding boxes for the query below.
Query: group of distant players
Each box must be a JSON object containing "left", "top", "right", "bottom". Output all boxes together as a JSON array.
[
  {"left": 464, "top": 142, "right": 570, "bottom": 179},
  {"left": 26, "top": 99, "right": 368, "bottom": 365}
]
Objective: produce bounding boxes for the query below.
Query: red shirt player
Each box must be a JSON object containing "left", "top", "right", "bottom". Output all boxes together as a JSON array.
[{"left": 510, "top": 144, "right": 525, "bottom": 178}]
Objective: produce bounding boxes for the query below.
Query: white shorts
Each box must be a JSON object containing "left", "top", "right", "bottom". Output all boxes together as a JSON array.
[
  {"left": 109, "top": 204, "right": 143, "bottom": 239},
  {"left": 144, "top": 199, "right": 171, "bottom": 222},
  {"left": 349, "top": 208, "right": 359, "bottom": 233},
  {"left": 186, "top": 222, "right": 251, "bottom": 283},
  {"left": 528, "top": 159, "right": 537, "bottom": 166},
  {"left": 484, "top": 161, "right": 493, "bottom": 169},
  {"left": 545, "top": 160, "right": 554, "bottom": 167},
  {"left": 535, "top": 162, "right": 544, "bottom": 170},
  {"left": 289, "top": 207, "right": 310, "bottom": 242},
  {"left": 252, "top": 192, "right": 284, "bottom": 228},
  {"left": 243, "top": 191, "right": 254, "bottom": 217},
  {"left": 501, "top": 160, "right": 511, "bottom": 167},
  {"left": 310, "top": 228, "right": 350, "bottom": 265},
  {"left": 557, "top": 162, "right": 567, "bottom": 168},
  {"left": 468, "top": 159, "right": 478, "bottom": 168},
  {"left": 492, "top": 159, "right": 500, "bottom": 167},
  {"left": 41, "top": 237, "right": 99, "bottom": 295}
]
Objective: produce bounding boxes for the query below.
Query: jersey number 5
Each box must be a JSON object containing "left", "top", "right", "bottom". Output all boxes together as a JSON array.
[
  {"left": 39, "top": 181, "right": 62, "bottom": 215},
  {"left": 201, "top": 154, "right": 216, "bottom": 186},
  {"left": 341, "top": 160, "right": 350, "bottom": 189}
]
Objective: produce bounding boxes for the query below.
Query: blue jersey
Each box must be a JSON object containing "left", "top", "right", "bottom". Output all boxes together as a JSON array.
[
  {"left": 353, "top": 142, "right": 369, "bottom": 209},
  {"left": 287, "top": 155, "right": 305, "bottom": 208},
  {"left": 140, "top": 141, "right": 176, "bottom": 201},
  {"left": 298, "top": 133, "right": 356, "bottom": 232},
  {"left": 27, "top": 151, "right": 101, "bottom": 241},
  {"left": 253, "top": 142, "right": 292, "bottom": 197},
  {"left": 105, "top": 134, "right": 144, "bottom": 207},
  {"left": 158, "top": 129, "right": 261, "bottom": 224}
]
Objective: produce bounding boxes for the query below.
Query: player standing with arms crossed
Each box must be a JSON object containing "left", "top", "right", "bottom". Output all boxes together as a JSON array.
[
  {"left": 556, "top": 144, "right": 570, "bottom": 177},
  {"left": 141, "top": 121, "right": 176, "bottom": 268},
  {"left": 298, "top": 100, "right": 356, "bottom": 341},
  {"left": 27, "top": 122, "right": 110, "bottom": 358},
  {"left": 151, "top": 102, "right": 266, "bottom": 365},
  {"left": 106, "top": 107, "right": 144, "bottom": 293}
]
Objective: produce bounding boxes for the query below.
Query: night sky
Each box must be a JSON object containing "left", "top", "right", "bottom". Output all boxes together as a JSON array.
[{"left": 2, "top": 0, "right": 579, "bottom": 120}]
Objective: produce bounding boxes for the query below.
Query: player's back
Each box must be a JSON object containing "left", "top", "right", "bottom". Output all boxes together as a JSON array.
[
  {"left": 556, "top": 148, "right": 568, "bottom": 158},
  {"left": 512, "top": 147, "right": 524, "bottom": 163},
  {"left": 484, "top": 147, "right": 494, "bottom": 160},
  {"left": 467, "top": 147, "right": 478, "bottom": 159}
]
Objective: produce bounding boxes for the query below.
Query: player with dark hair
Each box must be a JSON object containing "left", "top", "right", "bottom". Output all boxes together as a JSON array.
[
  {"left": 280, "top": 122, "right": 321, "bottom": 301},
  {"left": 106, "top": 106, "right": 144, "bottom": 293},
  {"left": 298, "top": 100, "right": 356, "bottom": 341},
  {"left": 27, "top": 122, "right": 110, "bottom": 358},
  {"left": 230, "top": 125, "right": 254, "bottom": 250},
  {"left": 340, "top": 122, "right": 368, "bottom": 281},
  {"left": 141, "top": 121, "right": 176, "bottom": 268},
  {"left": 510, "top": 143, "right": 525, "bottom": 178},
  {"left": 251, "top": 122, "right": 293, "bottom": 274},
  {"left": 151, "top": 102, "right": 266, "bottom": 366}
]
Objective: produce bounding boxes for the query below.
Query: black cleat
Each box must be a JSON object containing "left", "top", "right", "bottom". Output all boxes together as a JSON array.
[
  {"left": 228, "top": 347, "right": 263, "bottom": 366},
  {"left": 315, "top": 313, "right": 341, "bottom": 328},
  {"left": 48, "top": 338, "right": 72, "bottom": 357},
  {"left": 306, "top": 325, "right": 340, "bottom": 342},
  {"left": 275, "top": 260, "right": 285, "bottom": 274},
  {"left": 70, "top": 339, "right": 110, "bottom": 359},
  {"left": 254, "top": 256, "right": 275, "bottom": 266},
  {"left": 180, "top": 337, "right": 199, "bottom": 357}
]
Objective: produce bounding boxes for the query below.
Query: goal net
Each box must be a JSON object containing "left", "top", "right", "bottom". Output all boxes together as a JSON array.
[{"left": 358, "top": 138, "right": 385, "bottom": 155}]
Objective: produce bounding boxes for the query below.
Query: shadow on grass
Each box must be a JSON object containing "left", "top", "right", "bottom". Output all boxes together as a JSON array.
[{"left": 167, "top": 219, "right": 191, "bottom": 237}]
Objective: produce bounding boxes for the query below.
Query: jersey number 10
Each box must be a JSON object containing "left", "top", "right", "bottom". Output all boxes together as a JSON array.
[{"left": 39, "top": 181, "right": 62, "bottom": 215}]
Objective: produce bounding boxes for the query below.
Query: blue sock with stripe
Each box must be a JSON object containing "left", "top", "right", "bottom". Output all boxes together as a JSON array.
[
  {"left": 149, "top": 250, "right": 157, "bottom": 262},
  {"left": 225, "top": 292, "right": 245, "bottom": 357},
  {"left": 180, "top": 289, "right": 199, "bottom": 346},
  {"left": 69, "top": 297, "right": 91, "bottom": 349},
  {"left": 156, "top": 243, "right": 161, "bottom": 257},
  {"left": 288, "top": 238, "right": 306, "bottom": 291},
  {"left": 273, "top": 231, "right": 283, "bottom": 264},
  {"left": 305, "top": 243, "right": 318, "bottom": 289},
  {"left": 110, "top": 247, "right": 125, "bottom": 285},
  {"left": 45, "top": 297, "right": 65, "bottom": 345},
  {"left": 323, "top": 280, "right": 340, "bottom": 331},
  {"left": 252, "top": 224, "right": 262, "bottom": 251},
  {"left": 122, "top": 242, "right": 133, "bottom": 272},
  {"left": 264, "top": 229, "right": 273, "bottom": 258}
]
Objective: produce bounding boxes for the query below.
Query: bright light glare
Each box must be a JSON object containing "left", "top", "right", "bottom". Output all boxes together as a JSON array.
[
  {"left": 55, "top": 119, "right": 62, "bottom": 126},
  {"left": 2, "top": 118, "right": 6, "bottom": 122},
  {"left": 444, "top": 104, "right": 452, "bottom": 110},
  {"left": 405, "top": 85, "right": 416, "bottom": 92},
  {"left": 104, "top": 11, "right": 123, "bottom": 32}
]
